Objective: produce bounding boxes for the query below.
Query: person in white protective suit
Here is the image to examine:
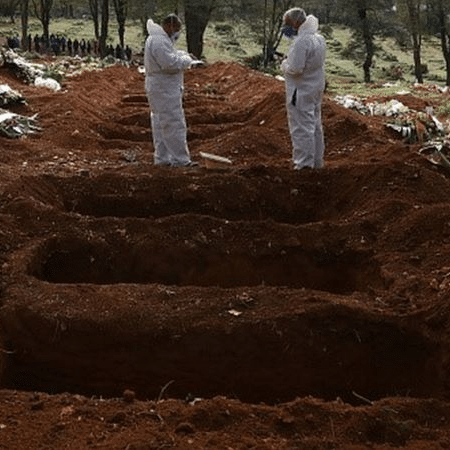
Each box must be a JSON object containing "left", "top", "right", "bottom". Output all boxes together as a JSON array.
[
  {"left": 144, "top": 14, "right": 203, "bottom": 167},
  {"left": 280, "top": 8, "right": 326, "bottom": 170}
]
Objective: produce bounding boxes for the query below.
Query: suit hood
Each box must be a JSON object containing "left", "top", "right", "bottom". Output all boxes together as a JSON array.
[
  {"left": 147, "top": 19, "right": 165, "bottom": 36},
  {"left": 298, "top": 15, "right": 319, "bottom": 34}
]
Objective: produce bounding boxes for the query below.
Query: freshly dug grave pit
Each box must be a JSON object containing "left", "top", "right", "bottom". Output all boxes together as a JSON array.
[
  {"left": 0, "top": 274, "right": 442, "bottom": 405},
  {"left": 5, "top": 162, "right": 450, "bottom": 224},
  {"left": 0, "top": 213, "right": 444, "bottom": 406},
  {"left": 30, "top": 235, "right": 382, "bottom": 294}
]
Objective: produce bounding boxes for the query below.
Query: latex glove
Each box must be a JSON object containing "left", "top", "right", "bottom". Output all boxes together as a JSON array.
[{"left": 190, "top": 60, "right": 206, "bottom": 68}]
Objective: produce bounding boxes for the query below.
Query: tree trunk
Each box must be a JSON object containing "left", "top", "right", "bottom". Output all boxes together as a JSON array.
[
  {"left": 412, "top": 32, "right": 423, "bottom": 83},
  {"left": 32, "top": 0, "right": 53, "bottom": 41},
  {"left": 359, "top": 6, "right": 374, "bottom": 83},
  {"left": 437, "top": 0, "right": 450, "bottom": 86},
  {"left": 406, "top": 0, "right": 423, "bottom": 83},
  {"left": 20, "top": 0, "right": 29, "bottom": 51},
  {"left": 42, "top": 1, "right": 50, "bottom": 41},
  {"left": 99, "top": 0, "right": 109, "bottom": 57},
  {"left": 264, "top": 0, "right": 278, "bottom": 66},
  {"left": 446, "top": 34, "right": 450, "bottom": 86},
  {"left": 184, "top": 0, "right": 214, "bottom": 58},
  {"left": 118, "top": 21, "right": 125, "bottom": 48},
  {"left": 89, "top": 0, "right": 100, "bottom": 40},
  {"left": 263, "top": 0, "right": 268, "bottom": 65},
  {"left": 113, "top": 0, "right": 127, "bottom": 48}
]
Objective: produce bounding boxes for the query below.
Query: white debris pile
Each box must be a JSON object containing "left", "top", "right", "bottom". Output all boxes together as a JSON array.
[
  {"left": 333, "top": 95, "right": 368, "bottom": 114},
  {"left": 334, "top": 93, "right": 449, "bottom": 145},
  {"left": 419, "top": 139, "right": 450, "bottom": 169},
  {"left": 64, "top": 57, "right": 114, "bottom": 77},
  {"left": 34, "top": 76, "right": 61, "bottom": 91},
  {"left": 0, "top": 84, "right": 25, "bottom": 107},
  {"left": 386, "top": 110, "right": 447, "bottom": 143},
  {"left": 368, "top": 99, "right": 410, "bottom": 116},
  {"left": 3, "top": 49, "right": 46, "bottom": 83},
  {"left": 333, "top": 95, "right": 410, "bottom": 116},
  {"left": 0, "top": 108, "right": 40, "bottom": 138},
  {"left": 2, "top": 49, "right": 128, "bottom": 90},
  {"left": 2, "top": 50, "right": 62, "bottom": 91}
]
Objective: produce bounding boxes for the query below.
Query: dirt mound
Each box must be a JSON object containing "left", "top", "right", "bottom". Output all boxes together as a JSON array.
[{"left": 1, "top": 60, "right": 450, "bottom": 449}]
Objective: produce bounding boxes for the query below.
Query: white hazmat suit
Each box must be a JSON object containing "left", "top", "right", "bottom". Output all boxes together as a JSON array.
[
  {"left": 281, "top": 15, "right": 326, "bottom": 169},
  {"left": 144, "top": 19, "right": 194, "bottom": 166}
]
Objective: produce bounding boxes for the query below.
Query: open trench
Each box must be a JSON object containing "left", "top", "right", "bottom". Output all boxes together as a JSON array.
[{"left": 0, "top": 167, "right": 448, "bottom": 405}]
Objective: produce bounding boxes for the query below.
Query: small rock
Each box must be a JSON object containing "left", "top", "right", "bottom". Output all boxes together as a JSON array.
[{"left": 122, "top": 389, "right": 136, "bottom": 403}]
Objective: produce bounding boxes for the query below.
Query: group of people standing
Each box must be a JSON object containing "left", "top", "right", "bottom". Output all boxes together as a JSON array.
[
  {"left": 144, "top": 7, "right": 327, "bottom": 170},
  {"left": 7, "top": 33, "right": 132, "bottom": 61}
]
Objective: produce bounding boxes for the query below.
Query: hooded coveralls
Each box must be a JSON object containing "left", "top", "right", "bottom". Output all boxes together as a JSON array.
[
  {"left": 281, "top": 15, "right": 326, "bottom": 169},
  {"left": 144, "top": 19, "right": 194, "bottom": 166}
]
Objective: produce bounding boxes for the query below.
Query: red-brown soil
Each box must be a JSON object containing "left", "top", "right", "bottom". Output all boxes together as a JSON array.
[{"left": 1, "top": 57, "right": 450, "bottom": 449}]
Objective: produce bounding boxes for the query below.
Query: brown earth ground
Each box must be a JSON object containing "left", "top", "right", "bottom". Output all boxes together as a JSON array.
[{"left": 1, "top": 55, "right": 450, "bottom": 449}]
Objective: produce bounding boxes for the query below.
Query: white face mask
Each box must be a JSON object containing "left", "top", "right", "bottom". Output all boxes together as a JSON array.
[{"left": 170, "top": 31, "right": 180, "bottom": 43}]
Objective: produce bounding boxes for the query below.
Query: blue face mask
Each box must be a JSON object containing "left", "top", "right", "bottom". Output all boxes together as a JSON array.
[{"left": 281, "top": 24, "right": 297, "bottom": 39}]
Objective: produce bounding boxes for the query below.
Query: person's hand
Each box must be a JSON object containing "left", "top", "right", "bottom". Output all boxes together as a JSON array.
[{"left": 190, "top": 60, "right": 206, "bottom": 69}]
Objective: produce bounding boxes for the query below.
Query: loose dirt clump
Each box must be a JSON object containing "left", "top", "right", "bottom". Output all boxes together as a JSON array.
[{"left": 1, "top": 59, "right": 450, "bottom": 449}]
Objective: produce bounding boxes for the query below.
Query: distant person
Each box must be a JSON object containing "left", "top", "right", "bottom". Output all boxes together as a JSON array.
[
  {"left": 124, "top": 45, "right": 132, "bottom": 61},
  {"left": 115, "top": 43, "right": 123, "bottom": 59},
  {"left": 281, "top": 7, "right": 326, "bottom": 170},
  {"left": 80, "top": 38, "right": 86, "bottom": 56},
  {"left": 7, "top": 34, "right": 20, "bottom": 49},
  {"left": 50, "top": 35, "right": 60, "bottom": 56},
  {"left": 42, "top": 35, "right": 49, "bottom": 52},
  {"left": 60, "top": 35, "right": 66, "bottom": 53},
  {"left": 144, "top": 14, "right": 203, "bottom": 167},
  {"left": 73, "top": 38, "right": 79, "bottom": 56},
  {"left": 34, "top": 34, "right": 40, "bottom": 52}
]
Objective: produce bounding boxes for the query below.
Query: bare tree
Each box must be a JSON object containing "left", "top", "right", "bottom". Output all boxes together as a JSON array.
[
  {"left": 397, "top": 0, "right": 424, "bottom": 83},
  {"left": 319, "top": 0, "right": 395, "bottom": 82},
  {"left": 0, "top": 0, "right": 20, "bottom": 23},
  {"left": 89, "top": 0, "right": 100, "bottom": 39},
  {"left": 32, "top": 0, "right": 54, "bottom": 41},
  {"left": 99, "top": 0, "right": 109, "bottom": 56},
  {"left": 20, "top": 0, "right": 29, "bottom": 50},
  {"left": 262, "top": 0, "right": 295, "bottom": 67},
  {"left": 357, "top": 4, "right": 375, "bottom": 82},
  {"left": 184, "top": 0, "right": 215, "bottom": 58},
  {"left": 112, "top": 0, "right": 128, "bottom": 48},
  {"left": 436, "top": 0, "right": 450, "bottom": 85},
  {"left": 347, "top": 0, "right": 395, "bottom": 83}
]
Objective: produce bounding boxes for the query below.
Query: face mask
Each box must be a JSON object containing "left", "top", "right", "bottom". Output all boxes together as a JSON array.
[
  {"left": 170, "top": 31, "right": 180, "bottom": 43},
  {"left": 281, "top": 24, "right": 297, "bottom": 39}
]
